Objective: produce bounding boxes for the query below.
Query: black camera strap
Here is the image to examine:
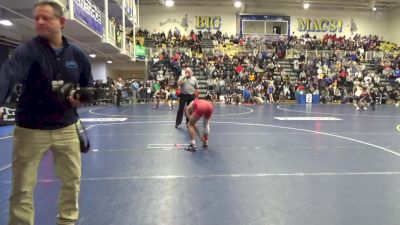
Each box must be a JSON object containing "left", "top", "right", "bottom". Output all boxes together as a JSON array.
[{"left": 74, "top": 111, "right": 91, "bottom": 153}]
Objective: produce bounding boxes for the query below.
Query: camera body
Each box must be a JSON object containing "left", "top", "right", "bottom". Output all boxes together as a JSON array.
[{"left": 55, "top": 82, "right": 99, "bottom": 104}]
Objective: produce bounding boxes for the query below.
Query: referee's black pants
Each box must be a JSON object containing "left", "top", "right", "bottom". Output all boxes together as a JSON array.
[
  {"left": 116, "top": 89, "right": 122, "bottom": 107},
  {"left": 176, "top": 93, "right": 195, "bottom": 126}
]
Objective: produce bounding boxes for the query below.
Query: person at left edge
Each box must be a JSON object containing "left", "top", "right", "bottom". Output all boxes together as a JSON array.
[{"left": 0, "top": 1, "right": 93, "bottom": 225}]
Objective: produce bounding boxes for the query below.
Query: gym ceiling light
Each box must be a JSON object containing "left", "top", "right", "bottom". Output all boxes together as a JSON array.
[
  {"left": 0, "top": 19, "right": 13, "bottom": 26},
  {"left": 234, "top": 1, "right": 242, "bottom": 8},
  {"left": 164, "top": 0, "right": 174, "bottom": 7}
]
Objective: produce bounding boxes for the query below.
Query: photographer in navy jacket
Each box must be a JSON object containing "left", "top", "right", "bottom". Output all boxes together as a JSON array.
[{"left": 0, "top": 1, "right": 93, "bottom": 224}]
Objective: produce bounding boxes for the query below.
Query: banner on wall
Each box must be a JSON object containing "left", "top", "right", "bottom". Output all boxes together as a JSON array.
[
  {"left": 73, "top": 0, "right": 104, "bottom": 36},
  {"left": 135, "top": 45, "right": 146, "bottom": 60},
  {"left": 159, "top": 14, "right": 191, "bottom": 31},
  {"left": 135, "top": 45, "right": 146, "bottom": 56},
  {"left": 297, "top": 18, "right": 343, "bottom": 33},
  {"left": 195, "top": 16, "right": 222, "bottom": 30},
  {"left": 158, "top": 15, "right": 222, "bottom": 31}
]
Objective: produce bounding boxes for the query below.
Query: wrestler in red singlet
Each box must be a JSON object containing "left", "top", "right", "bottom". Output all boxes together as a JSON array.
[
  {"left": 184, "top": 99, "right": 213, "bottom": 151},
  {"left": 192, "top": 99, "right": 213, "bottom": 120}
]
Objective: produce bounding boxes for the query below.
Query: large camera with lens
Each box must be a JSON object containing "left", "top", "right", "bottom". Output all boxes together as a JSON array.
[{"left": 55, "top": 82, "right": 99, "bottom": 104}]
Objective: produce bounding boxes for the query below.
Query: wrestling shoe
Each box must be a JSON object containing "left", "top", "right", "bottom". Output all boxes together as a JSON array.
[
  {"left": 202, "top": 140, "right": 208, "bottom": 148},
  {"left": 185, "top": 144, "right": 197, "bottom": 151}
]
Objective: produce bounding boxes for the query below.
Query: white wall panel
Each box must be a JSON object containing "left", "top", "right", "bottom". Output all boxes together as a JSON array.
[{"left": 139, "top": 5, "right": 392, "bottom": 42}]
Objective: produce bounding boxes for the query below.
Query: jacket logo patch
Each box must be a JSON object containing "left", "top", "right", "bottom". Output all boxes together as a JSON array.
[{"left": 65, "top": 61, "right": 78, "bottom": 69}]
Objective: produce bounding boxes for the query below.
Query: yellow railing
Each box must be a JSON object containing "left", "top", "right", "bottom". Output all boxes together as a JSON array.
[
  {"left": 148, "top": 47, "right": 192, "bottom": 58},
  {"left": 286, "top": 49, "right": 400, "bottom": 60},
  {"left": 139, "top": 46, "right": 400, "bottom": 61}
]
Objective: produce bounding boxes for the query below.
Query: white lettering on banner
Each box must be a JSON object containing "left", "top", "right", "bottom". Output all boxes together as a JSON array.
[
  {"left": 274, "top": 117, "right": 342, "bottom": 121},
  {"left": 74, "top": 0, "right": 102, "bottom": 24},
  {"left": 80, "top": 118, "right": 128, "bottom": 122}
]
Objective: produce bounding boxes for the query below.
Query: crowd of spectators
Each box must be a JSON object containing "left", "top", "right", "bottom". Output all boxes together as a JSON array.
[
  {"left": 91, "top": 29, "right": 400, "bottom": 107},
  {"left": 136, "top": 28, "right": 399, "bottom": 53}
]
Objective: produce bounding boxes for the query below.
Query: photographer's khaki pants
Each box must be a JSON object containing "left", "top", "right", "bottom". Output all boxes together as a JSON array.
[{"left": 9, "top": 124, "right": 81, "bottom": 225}]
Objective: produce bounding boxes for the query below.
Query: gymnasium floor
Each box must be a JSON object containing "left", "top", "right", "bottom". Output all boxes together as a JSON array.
[{"left": 1, "top": 103, "right": 400, "bottom": 225}]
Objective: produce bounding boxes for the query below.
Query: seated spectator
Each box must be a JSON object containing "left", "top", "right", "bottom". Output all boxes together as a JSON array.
[
  {"left": 243, "top": 87, "right": 251, "bottom": 103},
  {"left": 252, "top": 91, "right": 264, "bottom": 104},
  {"left": 394, "top": 66, "right": 400, "bottom": 78}
]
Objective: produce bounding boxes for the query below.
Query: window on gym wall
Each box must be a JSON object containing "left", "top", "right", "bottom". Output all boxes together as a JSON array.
[
  {"left": 239, "top": 15, "right": 291, "bottom": 37},
  {"left": 242, "top": 20, "right": 288, "bottom": 35},
  {"left": 266, "top": 21, "right": 288, "bottom": 35},
  {"left": 242, "top": 20, "right": 265, "bottom": 34}
]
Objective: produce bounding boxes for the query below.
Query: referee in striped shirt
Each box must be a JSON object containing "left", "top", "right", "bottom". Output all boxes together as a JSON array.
[{"left": 175, "top": 67, "right": 199, "bottom": 128}]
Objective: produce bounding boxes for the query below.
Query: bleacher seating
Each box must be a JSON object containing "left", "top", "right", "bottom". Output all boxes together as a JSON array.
[
  {"left": 201, "top": 39, "right": 214, "bottom": 49},
  {"left": 143, "top": 38, "right": 155, "bottom": 48}
]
